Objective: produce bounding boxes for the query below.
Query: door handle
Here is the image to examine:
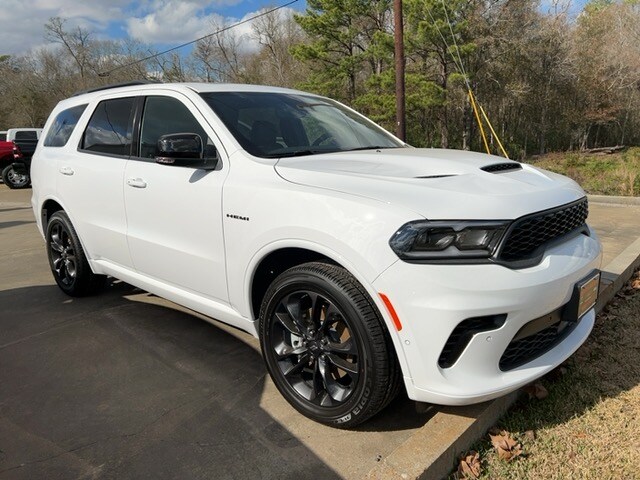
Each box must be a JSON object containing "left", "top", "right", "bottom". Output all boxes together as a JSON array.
[
  {"left": 59, "top": 166, "right": 74, "bottom": 176},
  {"left": 126, "top": 178, "right": 147, "bottom": 188}
]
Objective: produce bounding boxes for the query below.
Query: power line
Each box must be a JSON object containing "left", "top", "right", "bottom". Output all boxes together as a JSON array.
[
  {"left": 98, "top": 0, "right": 299, "bottom": 77},
  {"left": 440, "top": 0, "right": 470, "bottom": 90}
]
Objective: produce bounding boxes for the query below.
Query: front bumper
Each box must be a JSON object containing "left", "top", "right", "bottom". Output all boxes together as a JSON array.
[{"left": 373, "top": 228, "right": 602, "bottom": 405}]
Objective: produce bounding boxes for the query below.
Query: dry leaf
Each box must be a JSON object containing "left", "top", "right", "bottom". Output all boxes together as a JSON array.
[
  {"left": 522, "top": 382, "right": 548, "bottom": 400},
  {"left": 631, "top": 279, "right": 640, "bottom": 290},
  {"left": 458, "top": 451, "right": 481, "bottom": 479},
  {"left": 489, "top": 430, "right": 523, "bottom": 462}
]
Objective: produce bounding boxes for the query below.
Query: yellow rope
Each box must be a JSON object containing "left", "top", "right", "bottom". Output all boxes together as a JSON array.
[
  {"left": 468, "top": 90, "right": 490, "bottom": 155},
  {"left": 479, "top": 104, "right": 509, "bottom": 159},
  {"left": 425, "top": 3, "right": 507, "bottom": 158}
]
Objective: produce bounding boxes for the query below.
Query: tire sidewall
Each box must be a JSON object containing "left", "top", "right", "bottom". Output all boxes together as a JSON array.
[
  {"left": 46, "top": 211, "right": 85, "bottom": 295},
  {"left": 260, "top": 270, "right": 377, "bottom": 427},
  {"left": 1, "top": 165, "right": 30, "bottom": 189}
]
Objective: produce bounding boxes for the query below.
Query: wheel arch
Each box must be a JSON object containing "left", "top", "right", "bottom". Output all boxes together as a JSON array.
[
  {"left": 245, "top": 241, "right": 412, "bottom": 382},
  {"left": 39, "top": 197, "right": 97, "bottom": 275},
  {"left": 41, "top": 198, "right": 65, "bottom": 229},
  {"left": 0, "top": 154, "right": 13, "bottom": 169},
  {"left": 249, "top": 247, "right": 334, "bottom": 320}
]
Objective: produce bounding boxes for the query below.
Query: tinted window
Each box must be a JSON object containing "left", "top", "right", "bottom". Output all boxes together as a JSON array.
[
  {"left": 0, "top": 132, "right": 6, "bottom": 141},
  {"left": 82, "top": 98, "right": 135, "bottom": 156},
  {"left": 200, "top": 92, "right": 402, "bottom": 158},
  {"left": 15, "top": 130, "right": 38, "bottom": 141},
  {"left": 139, "top": 96, "right": 212, "bottom": 159},
  {"left": 44, "top": 104, "right": 87, "bottom": 147}
]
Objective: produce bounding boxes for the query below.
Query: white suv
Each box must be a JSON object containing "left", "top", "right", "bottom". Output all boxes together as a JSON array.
[{"left": 31, "top": 82, "right": 602, "bottom": 427}]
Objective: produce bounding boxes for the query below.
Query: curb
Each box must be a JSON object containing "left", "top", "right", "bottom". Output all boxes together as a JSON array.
[
  {"left": 366, "top": 236, "right": 640, "bottom": 480},
  {"left": 587, "top": 194, "right": 640, "bottom": 206}
]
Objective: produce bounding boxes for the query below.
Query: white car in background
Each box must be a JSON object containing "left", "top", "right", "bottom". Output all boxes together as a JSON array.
[{"left": 30, "top": 82, "right": 602, "bottom": 427}]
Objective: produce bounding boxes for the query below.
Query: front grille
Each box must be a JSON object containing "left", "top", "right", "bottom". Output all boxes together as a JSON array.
[
  {"left": 499, "top": 319, "right": 578, "bottom": 371},
  {"left": 498, "top": 198, "right": 588, "bottom": 262},
  {"left": 481, "top": 163, "right": 522, "bottom": 173}
]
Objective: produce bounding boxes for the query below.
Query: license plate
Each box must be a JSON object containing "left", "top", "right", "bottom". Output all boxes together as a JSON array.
[{"left": 577, "top": 272, "right": 600, "bottom": 319}]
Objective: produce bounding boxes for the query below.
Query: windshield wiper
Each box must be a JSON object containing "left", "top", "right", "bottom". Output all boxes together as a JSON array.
[
  {"left": 343, "top": 146, "right": 396, "bottom": 152},
  {"left": 265, "top": 148, "right": 341, "bottom": 158},
  {"left": 264, "top": 145, "right": 396, "bottom": 158}
]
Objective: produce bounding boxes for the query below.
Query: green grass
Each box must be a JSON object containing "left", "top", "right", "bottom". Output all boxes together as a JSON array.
[
  {"left": 530, "top": 147, "right": 640, "bottom": 196},
  {"left": 450, "top": 272, "right": 640, "bottom": 479}
]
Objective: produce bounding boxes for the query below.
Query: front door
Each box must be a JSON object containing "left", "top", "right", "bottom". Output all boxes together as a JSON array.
[{"left": 123, "top": 93, "right": 229, "bottom": 302}]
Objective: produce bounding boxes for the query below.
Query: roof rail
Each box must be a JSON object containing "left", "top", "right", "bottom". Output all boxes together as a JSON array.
[{"left": 71, "top": 80, "right": 161, "bottom": 97}]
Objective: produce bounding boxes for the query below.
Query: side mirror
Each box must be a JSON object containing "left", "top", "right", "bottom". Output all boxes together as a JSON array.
[{"left": 155, "top": 133, "right": 218, "bottom": 170}]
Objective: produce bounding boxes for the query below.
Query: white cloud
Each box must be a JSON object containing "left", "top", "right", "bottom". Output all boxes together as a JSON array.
[
  {"left": 126, "top": 1, "right": 221, "bottom": 44},
  {"left": 124, "top": 0, "right": 255, "bottom": 46},
  {"left": 0, "top": 0, "right": 132, "bottom": 55},
  {"left": 0, "top": 0, "right": 297, "bottom": 57},
  {"left": 125, "top": 3, "right": 297, "bottom": 54}
]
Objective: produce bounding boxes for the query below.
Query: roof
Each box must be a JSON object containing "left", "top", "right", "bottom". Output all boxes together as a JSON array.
[{"left": 70, "top": 81, "right": 307, "bottom": 100}]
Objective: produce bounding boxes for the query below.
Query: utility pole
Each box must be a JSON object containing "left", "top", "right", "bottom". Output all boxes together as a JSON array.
[{"left": 394, "top": 0, "right": 406, "bottom": 141}]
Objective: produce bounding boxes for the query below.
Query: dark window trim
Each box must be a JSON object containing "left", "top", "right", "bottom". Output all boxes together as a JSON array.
[
  {"left": 77, "top": 96, "right": 137, "bottom": 159},
  {"left": 127, "top": 94, "right": 224, "bottom": 169},
  {"left": 131, "top": 96, "right": 145, "bottom": 160}
]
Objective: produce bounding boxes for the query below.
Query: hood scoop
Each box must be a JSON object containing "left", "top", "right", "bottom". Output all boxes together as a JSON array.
[
  {"left": 415, "top": 174, "right": 457, "bottom": 179},
  {"left": 481, "top": 162, "right": 522, "bottom": 173}
]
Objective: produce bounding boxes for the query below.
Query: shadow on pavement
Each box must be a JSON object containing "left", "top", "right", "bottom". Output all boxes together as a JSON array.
[
  {"left": 0, "top": 282, "right": 342, "bottom": 480},
  {"left": 0, "top": 220, "right": 35, "bottom": 230}
]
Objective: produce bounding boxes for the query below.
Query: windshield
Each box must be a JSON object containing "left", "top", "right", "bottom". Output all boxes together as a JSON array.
[{"left": 199, "top": 92, "right": 404, "bottom": 158}]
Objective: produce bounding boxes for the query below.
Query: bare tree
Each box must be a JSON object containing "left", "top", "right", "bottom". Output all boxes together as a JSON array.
[
  {"left": 250, "top": 8, "right": 307, "bottom": 87},
  {"left": 45, "top": 17, "right": 95, "bottom": 83}
]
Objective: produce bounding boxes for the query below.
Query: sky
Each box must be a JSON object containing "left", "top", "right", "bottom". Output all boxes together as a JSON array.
[
  {"left": 0, "top": 0, "right": 589, "bottom": 57},
  {"left": 0, "top": 0, "right": 306, "bottom": 56}
]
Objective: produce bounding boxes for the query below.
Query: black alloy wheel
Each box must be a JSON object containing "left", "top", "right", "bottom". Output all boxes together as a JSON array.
[
  {"left": 49, "top": 220, "right": 77, "bottom": 288},
  {"left": 270, "top": 290, "right": 360, "bottom": 407},
  {"left": 46, "top": 211, "right": 106, "bottom": 296},
  {"left": 259, "top": 262, "right": 400, "bottom": 428}
]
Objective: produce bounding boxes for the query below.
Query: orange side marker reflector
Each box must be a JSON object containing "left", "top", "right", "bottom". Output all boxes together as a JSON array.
[{"left": 379, "top": 293, "right": 402, "bottom": 331}]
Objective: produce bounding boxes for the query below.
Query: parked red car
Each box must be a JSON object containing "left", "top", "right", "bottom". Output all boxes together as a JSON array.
[
  {"left": 0, "top": 140, "right": 15, "bottom": 181},
  {"left": 0, "top": 128, "right": 42, "bottom": 188}
]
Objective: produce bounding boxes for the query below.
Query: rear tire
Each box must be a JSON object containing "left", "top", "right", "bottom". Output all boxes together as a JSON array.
[
  {"left": 1, "top": 165, "right": 30, "bottom": 189},
  {"left": 259, "top": 262, "right": 400, "bottom": 428},
  {"left": 46, "top": 211, "right": 106, "bottom": 296}
]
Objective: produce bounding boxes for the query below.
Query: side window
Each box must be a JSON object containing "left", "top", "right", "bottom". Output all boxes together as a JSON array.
[
  {"left": 81, "top": 97, "right": 135, "bottom": 156},
  {"left": 44, "top": 104, "right": 87, "bottom": 147},
  {"left": 139, "top": 96, "right": 213, "bottom": 159},
  {"left": 15, "top": 130, "right": 38, "bottom": 141}
]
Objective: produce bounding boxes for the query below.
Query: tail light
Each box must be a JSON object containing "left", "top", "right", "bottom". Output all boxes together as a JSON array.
[{"left": 13, "top": 145, "right": 23, "bottom": 160}]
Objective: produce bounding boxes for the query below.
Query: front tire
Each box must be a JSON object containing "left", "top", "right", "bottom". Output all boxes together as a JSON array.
[
  {"left": 46, "top": 211, "right": 106, "bottom": 296},
  {"left": 259, "top": 262, "right": 400, "bottom": 428},
  {"left": 1, "top": 165, "right": 30, "bottom": 189}
]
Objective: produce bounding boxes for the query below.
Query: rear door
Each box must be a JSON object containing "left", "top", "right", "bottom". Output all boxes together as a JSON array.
[
  {"left": 123, "top": 92, "right": 229, "bottom": 302},
  {"left": 57, "top": 96, "right": 136, "bottom": 269}
]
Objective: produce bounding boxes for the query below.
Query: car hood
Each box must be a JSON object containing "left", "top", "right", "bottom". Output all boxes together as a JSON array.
[{"left": 275, "top": 148, "right": 586, "bottom": 219}]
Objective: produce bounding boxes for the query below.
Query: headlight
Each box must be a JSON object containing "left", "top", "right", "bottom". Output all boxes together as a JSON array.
[{"left": 389, "top": 220, "right": 509, "bottom": 261}]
